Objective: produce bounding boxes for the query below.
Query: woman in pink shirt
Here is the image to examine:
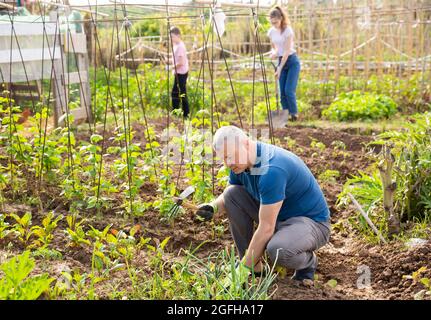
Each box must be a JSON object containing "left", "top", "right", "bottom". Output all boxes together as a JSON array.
[{"left": 169, "top": 26, "right": 190, "bottom": 118}]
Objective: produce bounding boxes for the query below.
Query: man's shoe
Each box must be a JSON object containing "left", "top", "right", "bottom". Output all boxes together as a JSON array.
[
  {"left": 291, "top": 253, "right": 317, "bottom": 281},
  {"left": 290, "top": 114, "right": 298, "bottom": 122},
  {"left": 291, "top": 266, "right": 315, "bottom": 281}
]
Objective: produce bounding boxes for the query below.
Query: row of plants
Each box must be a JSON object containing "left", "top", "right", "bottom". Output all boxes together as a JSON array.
[
  {"left": 0, "top": 93, "right": 230, "bottom": 221},
  {"left": 0, "top": 211, "right": 277, "bottom": 300},
  {"left": 322, "top": 90, "right": 398, "bottom": 122},
  {"left": 88, "top": 64, "right": 430, "bottom": 127}
]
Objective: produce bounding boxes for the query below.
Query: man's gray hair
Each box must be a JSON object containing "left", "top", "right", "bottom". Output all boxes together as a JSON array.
[{"left": 213, "top": 125, "right": 249, "bottom": 151}]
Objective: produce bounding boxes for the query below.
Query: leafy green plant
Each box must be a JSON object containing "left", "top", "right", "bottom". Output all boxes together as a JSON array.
[
  {"left": 30, "top": 108, "right": 62, "bottom": 183},
  {"left": 0, "top": 95, "right": 33, "bottom": 195},
  {"left": 373, "top": 113, "right": 431, "bottom": 221},
  {"left": 184, "top": 111, "right": 216, "bottom": 203},
  {"left": 154, "top": 197, "right": 184, "bottom": 223},
  {"left": 322, "top": 91, "right": 397, "bottom": 121},
  {"left": 0, "top": 251, "right": 53, "bottom": 300},
  {"left": 310, "top": 137, "right": 326, "bottom": 152},
  {"left": 65, "top": 214, "right": 91, "bottom": 247},
  {"left": 31, "top": 212, "right": 63, "bottom": 248},
  {"left": 343, "top": 113, "right": 431, "bottom": 242},
  {"left": 403, "top": 266, "right": 431, "bottom": 300},
  {"left": 211, "top": 220, "right": 227, "bottom": 240},
  {"left": 331, "top": 140, "right": 350, "bottom": 162},
  {"left": 10, "top": 212, "right": 34, "bottom": 248},
  {"left": 318, "top": 169, "right": 340, "bottom": 184},
  {"left": 0, "top": 213, "right": 11, "bottom": 240},
  {"left": 284, "top": 137, "right": 297, "bottom": 151},
  {"left": 338, "top": 170, "right": 385, "bottom": 241},
  {"left": 31, "top": 247, "right": 63, "bottom": 261},
  {"left": 54, "top": 269, "right": 89, "bottom": 299}
]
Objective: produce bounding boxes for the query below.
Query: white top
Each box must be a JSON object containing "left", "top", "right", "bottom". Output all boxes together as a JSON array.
[{"left": 267, "top": 26, "right": 296, "bottom": 57}]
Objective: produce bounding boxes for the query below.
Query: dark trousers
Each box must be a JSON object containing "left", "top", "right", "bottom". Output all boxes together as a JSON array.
[
  {"left": 223, "top": 185, "right": 331, "bottom": 270},
  {"left": 172, "top": 72, "right": 189, "bottom": 118},
  {"left": 278, "top": 54, "right": 301, "bottom": 115}
]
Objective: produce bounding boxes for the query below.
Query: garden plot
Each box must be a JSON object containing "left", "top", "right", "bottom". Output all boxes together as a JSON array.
[{"left": 1, "top": 118, "right": 430, "bottom": 300}]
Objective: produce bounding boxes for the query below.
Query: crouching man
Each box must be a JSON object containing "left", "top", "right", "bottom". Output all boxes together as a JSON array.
[{"left": 196, "top": 126, "right": 331, "bottom": 282}]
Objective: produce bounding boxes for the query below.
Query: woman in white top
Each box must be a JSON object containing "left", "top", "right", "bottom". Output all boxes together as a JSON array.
[{"left": 267, "top": 6, "right": 301, "bottom": 121}]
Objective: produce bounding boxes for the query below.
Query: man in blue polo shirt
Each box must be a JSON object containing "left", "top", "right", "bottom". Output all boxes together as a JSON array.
[{"left": 196, "top": 125, "right": 331, "bottom": 282}]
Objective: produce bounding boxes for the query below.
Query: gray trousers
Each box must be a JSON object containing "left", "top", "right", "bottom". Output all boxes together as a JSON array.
[{"left": 223, "top": 185, "right": 331, "bottom": 270}]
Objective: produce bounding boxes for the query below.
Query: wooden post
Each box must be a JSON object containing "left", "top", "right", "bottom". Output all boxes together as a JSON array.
[
  {"left": 54, "top": 26, "right": 92, "bottom": 126},
  {"left": 77, "top": 51, "right": 92, "bottom": 123},
  {"left": 378, "top": 145, "right": 400, "bottom": 238}
]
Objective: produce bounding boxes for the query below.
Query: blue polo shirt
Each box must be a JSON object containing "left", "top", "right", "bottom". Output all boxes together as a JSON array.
[{"left": 228, "top": 141, "right": 330, "bottom": 222}]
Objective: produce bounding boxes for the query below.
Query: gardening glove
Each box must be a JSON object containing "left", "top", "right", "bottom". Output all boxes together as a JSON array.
[
  {"left": 220, "top": 262, "right": 251, "bottom": 290},
  {"left": 195, "top": 202, "right": 217, "bottom": 221}
]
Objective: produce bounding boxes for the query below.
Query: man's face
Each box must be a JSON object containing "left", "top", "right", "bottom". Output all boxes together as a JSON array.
[{"left": 217, "top": 138, "right": 250, "bottom": 174}]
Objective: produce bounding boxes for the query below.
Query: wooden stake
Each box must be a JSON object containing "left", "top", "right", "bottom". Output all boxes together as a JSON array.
[{"left": 378, "top": 145, "right": 400, "bottom": 238}]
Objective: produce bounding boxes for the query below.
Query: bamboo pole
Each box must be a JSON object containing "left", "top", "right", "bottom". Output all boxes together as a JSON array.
[
  {"left": 407, "top": 0, "right": 414, "bottom": 78},
  {"left": 334, "top": 2, "right": 343, "bottom": 98},
  {"left": 349, "top": 1, "right": 357, "bottom": 91},
  {"left": 421, "top": 16, "right": 430, "bottom": 99},
  {"left": 364, "top": 0, "right": 372, "bottom": 91},
  {"left": 395, "top": 9, "right": 402, "bottom": 79},
  {"left": 322, "top": 0, "right": 333, "bottom": 103},
  {"left": 308, "top": 3, "right": 314, "bottom": 78},
  {"left": 376, "top": 20, "right": 383, "bottom": 78},
  {"left": 318, "top": 6, "right": 324, "bottom": 87},
  {"left": 348, "top": 193, "right": 387, "bottom": 244}
]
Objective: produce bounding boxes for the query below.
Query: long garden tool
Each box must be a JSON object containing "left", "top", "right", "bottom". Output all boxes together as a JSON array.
[
  {"left": 269, "top": 59, "right": 289, "bottom": 128},
  {"left": 166, "top": 186, "right": 198, "bottom": 220}
]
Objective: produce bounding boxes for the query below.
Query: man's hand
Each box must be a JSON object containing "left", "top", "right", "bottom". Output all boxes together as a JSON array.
[{"left": 196, "top": 203, "right": 216, "bottom": 221}]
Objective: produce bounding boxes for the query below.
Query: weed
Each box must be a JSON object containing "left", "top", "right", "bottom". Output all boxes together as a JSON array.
[
  {"left": 31, "top": 212, "right": 63, "bottom": 248},
  {"left": 318, "top": 169, "right": 340, "bottom": 184},
  {"left": 403, "top": 267, "right": 431, "bottom": 300},
  {"left": 0, "top": 251, "right": 53, "bottom": 300}
]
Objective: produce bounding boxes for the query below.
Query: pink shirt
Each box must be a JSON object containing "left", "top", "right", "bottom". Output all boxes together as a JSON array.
[{"left": 173, "top": 41, "right": 189, "bottom": 74}]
